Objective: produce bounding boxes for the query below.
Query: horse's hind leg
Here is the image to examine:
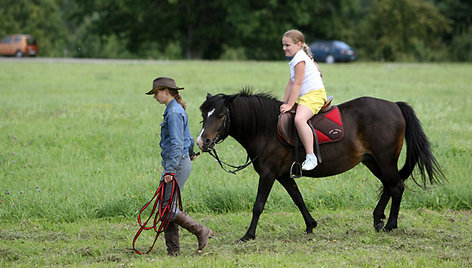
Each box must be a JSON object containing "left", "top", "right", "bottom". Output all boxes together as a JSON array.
[
  {"left": 278, "top": 176, "right": 317, "bottom": 234},
  {"left": 365, "top": 157, "right": 404, "bottom": 232},
  {"left": 363, "top": 157, "right": 392, "bottom": 231},
  {"left": 383, "top": 169, "right": 404, "bottom": 231},
  {"left": 373, "top": 191, "right": 390, "bottom": 231}
]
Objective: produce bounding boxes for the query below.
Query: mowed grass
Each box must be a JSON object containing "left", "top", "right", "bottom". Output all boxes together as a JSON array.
[
  {"left": 1, "top": 209, "right": 471, "bottom": 267},
  {"left": 1, "top": 60, "right": 471, "bottom": 266}
]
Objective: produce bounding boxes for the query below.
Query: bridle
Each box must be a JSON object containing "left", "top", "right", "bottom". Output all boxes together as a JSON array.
[
  {"left": 205, "top": 105, "right": 261, "bottom": 174},
  {"left": 210, "top": 106, "right": 231, "bottom": 148}
]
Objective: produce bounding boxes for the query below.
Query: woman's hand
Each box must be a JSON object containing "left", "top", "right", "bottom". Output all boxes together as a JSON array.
[
  {"left": 190, "top": 152, "right": 200, "bottom": 161},
  {"left": 164, "top": 174, "right": 173, "bottom": 183},
  {"left": 280, "top": 103, "right": 293, "bottom": 113}
]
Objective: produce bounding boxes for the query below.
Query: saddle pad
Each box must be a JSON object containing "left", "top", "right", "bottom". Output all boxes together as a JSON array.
[{"left": 277, "top": 106, "right": 344, "bottom": 147}]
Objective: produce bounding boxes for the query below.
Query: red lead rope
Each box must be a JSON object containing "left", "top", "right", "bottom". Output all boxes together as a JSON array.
[{"left": 132, "top": 177, "right": 182, "bottom": 254}]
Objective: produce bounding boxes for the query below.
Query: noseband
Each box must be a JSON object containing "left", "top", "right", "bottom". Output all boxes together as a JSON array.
[{"left": 206, "top": 105, "right": 260, "bottom": 174}]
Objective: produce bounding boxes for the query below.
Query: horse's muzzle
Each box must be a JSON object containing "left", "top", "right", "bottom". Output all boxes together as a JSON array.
[{"left": 196, "top": 135, "right": 215, "bottom": 152}]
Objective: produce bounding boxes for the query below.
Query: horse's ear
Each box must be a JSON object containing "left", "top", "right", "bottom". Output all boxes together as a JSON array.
[
  {"left": 206, "top": 93, "right": 212, "bottom": 100},
  {"left": 224, "top": 94, "right": 237, "bottom": 105}
]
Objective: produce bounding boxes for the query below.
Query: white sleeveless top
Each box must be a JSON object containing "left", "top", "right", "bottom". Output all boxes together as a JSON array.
[{"left": 289, "top": 49, "right": 324, "bottom": 96}]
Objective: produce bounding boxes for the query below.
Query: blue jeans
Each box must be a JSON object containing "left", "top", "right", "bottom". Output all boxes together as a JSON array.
[{"left": 161, "top": 155, "right": 191, "bottom": 220}]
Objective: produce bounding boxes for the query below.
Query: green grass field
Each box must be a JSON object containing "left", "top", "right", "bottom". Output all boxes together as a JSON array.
[{"left": 1, "top": 60, "right": 471, "bottom": 266}]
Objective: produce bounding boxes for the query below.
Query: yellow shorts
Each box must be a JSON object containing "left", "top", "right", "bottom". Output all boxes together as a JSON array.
[{"left": 297, "top": 88, "right": 327, "bottom": 114}]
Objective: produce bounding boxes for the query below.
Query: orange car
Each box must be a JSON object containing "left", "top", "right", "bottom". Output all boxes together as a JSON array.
[{"left": 0, "top": 34, "right": 38, "bottom": 57}]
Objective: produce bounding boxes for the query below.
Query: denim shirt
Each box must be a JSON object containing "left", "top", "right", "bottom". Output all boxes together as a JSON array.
[{"left": 160, "top": 99, "right": 194, "bottom": 174}]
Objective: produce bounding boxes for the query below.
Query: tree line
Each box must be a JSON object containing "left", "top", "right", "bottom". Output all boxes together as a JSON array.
[{"left": 1, "top": 0, "right": 471, "bottom": 61}]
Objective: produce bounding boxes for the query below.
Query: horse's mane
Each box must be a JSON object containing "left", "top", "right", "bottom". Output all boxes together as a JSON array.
[{"left": 228, "top": 88, "right": 281, "bottom": 139}]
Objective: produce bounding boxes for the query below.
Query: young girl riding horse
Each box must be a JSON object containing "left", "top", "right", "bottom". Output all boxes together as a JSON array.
[{"left": 280, "top": 29, "right": 327, "bottom": 171}]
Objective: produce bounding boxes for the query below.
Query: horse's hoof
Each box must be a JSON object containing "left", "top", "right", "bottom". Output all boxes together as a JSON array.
[
  {"left": 374, "top": 222, "right": 384, "bottom": 232},
  {"left": 238, "top": 235, "right": 255, "bottom": 243},
  {"left": 305, "top": 220, "right": 317, "bottom": 234},
  {"left": 304, "top": 231, "right": 315, "bottom": 237},
  {"left": 383, "top": 223, "right": 397, "bottom": 232}
]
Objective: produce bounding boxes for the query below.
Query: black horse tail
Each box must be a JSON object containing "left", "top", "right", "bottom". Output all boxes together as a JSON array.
[{"left": 396, "top": 102, "right": 446, "bottom": 187}]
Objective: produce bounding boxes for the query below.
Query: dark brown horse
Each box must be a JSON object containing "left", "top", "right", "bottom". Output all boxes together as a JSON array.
[{"left": 196, "top": 90, "right": 445, "bottom": 242}]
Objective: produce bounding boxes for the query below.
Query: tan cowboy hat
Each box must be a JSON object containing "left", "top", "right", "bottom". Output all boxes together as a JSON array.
[{"left": 145, "top": 77, "right": 184, "bottom": 95}]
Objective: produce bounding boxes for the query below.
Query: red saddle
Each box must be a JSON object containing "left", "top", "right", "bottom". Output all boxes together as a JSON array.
[{"left": 277, "top": 98, "right": 344, "bottom": 147}]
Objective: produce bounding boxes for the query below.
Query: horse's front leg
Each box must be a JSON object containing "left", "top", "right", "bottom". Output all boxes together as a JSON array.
[
  {"left": 239, "top": 176, "right": 275, "bottom": 242},
  {"left": 278, "top": 176, "right": 317, "bottom": 234}
]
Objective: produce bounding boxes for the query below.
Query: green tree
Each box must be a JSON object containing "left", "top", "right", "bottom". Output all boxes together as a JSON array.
[
  {"left": 72, "top": 0, "right": 233, "bottom": 59},
  {"left": 359, "top": 0, "right": 451, "bottom": 61},
  {"left": 71, "top": 0, "right": 365, "bottom": 60},
  {"left": 432, "top": 0, "right": 472, "bottom": 61},
  {"left": 1, "top": 0, "right": 468, "bottom": 61},
  {"left": 224, "top": 0, "right": 362, "bottom": 60}
]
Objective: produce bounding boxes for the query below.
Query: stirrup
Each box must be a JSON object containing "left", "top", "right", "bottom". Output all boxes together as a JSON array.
[{"left": 290, "top": 161, "right": 302, "bottom": 178}]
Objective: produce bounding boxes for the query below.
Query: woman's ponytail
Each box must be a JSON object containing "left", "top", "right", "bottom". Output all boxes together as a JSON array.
[{"left": 169, "top": 89, "right": 186, "bottom": 110}]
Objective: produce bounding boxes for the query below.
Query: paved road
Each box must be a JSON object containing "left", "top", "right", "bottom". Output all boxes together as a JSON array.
[{"left": 0, "top": 57, "right": 172, "bottom": 64}]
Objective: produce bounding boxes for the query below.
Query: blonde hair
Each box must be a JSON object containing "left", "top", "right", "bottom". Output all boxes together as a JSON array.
[
  {"left": 283, "top": 29, "right": 322, "bottom": 76},
  {"left": 283, "top": 29, "right": 314, "bottom": 61}
]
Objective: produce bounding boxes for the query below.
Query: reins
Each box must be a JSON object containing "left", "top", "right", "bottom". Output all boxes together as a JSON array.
[
  {"left": 206, "top": 105, "right": 262, "bottom": 174},
  {"left": 209, "top": 148, "right": 260, "bottom": 174},
  {"left": 132, "top": 178, "right": 182, "bottom": 254}
]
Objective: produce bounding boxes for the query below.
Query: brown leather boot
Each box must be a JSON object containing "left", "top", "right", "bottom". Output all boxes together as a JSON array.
[
  {"left": 164, "top": 222, "right": 180, "bottom": 256},
  {"left": 173, "top": 211, "right": 213, "bottom": 252}
]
